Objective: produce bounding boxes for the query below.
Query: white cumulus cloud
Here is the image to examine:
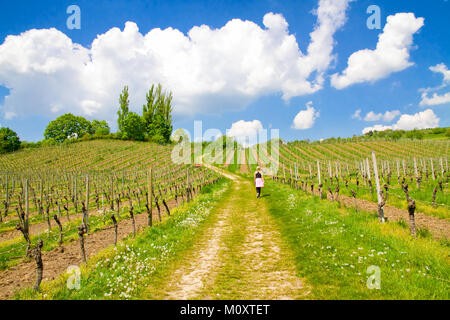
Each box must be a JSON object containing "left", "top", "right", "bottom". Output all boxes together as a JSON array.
[
  {"left": 351, "top": 109, "right": 362, "bottom": 120},
  {"left": 363, "top": 110, "right": 401, "bottom": 122},
  {"left": 362, "top": 124, "right": 393, "bottom": 134},
  {"left": 292, "top": 101, "right": 320, "bottom": 130},
  {"left": 420, "top": 63, "right": 450, "bottom": 107},
  {"left": 362, "top": 109, "right": 439, "bottom": 134},
  {"left": 331, "top": 13, "right": 424, "bottom": 89},
  {"left": 420, "top": 92, "right": 450, "bottom": 106},
  {"left": 227, "top": 120, "right": 264, "bottom": 147},
  {"left": 0, "top": 0, "right": 354, "bottom": 124},
  {"left": 395, "top": 109, "right": 440, "bottom": 130},
  {"left": 429, "top": 63, "right": 450, "bottom": 83}
]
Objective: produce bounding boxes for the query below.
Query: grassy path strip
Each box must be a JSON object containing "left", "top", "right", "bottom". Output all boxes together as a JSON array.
[
  {"left": 265, "top": 180, "right": 449, "bottom": 299},
  {"left": 15, "top": 179, "right": 230, "bottom": 300},
  {"left": 147, "top": 168, "right": 308, "bottom": 300}
]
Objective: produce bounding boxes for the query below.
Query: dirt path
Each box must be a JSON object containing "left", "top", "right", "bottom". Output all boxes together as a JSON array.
[
  {"left": 224, "top": 149, "right": 235, "bottom": 168},
  {"left": 239, "top": 149, "right": 248, "bottom": 174},
  {"left": 0, "top": 199, "right": 179, "bottom": 300},
  {"left": 153, "top": 169, "right": 308, "bottom": 300}
]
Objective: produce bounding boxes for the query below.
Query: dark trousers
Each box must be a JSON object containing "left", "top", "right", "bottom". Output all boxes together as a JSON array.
[{"left": 256, "top": 187, "right": 261, "bottom": 198}]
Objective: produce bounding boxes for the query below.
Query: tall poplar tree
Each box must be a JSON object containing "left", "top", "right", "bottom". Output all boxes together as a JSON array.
[{"left": 117, "top": 86, "right": 130, "bottom": 133}]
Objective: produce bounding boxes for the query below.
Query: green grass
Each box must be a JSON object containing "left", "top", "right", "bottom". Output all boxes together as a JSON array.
[
  {"left": 264, "top": 180, "right": 450, "bottom": 299},
  {"left": 16, "top": 178, "right": 231, "bottom": 300},
  {"left": 327, "top": 177, "right": 449, "bottom": 220},
  {"left": 227, "top": 146, "right": 239, "bottom": 173},
  {"left": 283, "top": 173, "right": 449, "bottom": 220}
]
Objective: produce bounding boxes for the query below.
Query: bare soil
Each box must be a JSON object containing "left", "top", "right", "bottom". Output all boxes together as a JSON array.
[{"left": 0, "top": 199, "right": 179, "bottom": 300}]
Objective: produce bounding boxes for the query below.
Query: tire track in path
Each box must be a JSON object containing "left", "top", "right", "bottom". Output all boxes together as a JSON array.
[{"left": 158, "top": 168, "right": 309, "bottom": 300}]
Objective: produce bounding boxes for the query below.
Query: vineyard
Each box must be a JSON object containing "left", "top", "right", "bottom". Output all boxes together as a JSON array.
[
  {"left": 0, "top": 137, "right": 448, "bottom": 299},
  {"left": 219, "top": 138, "right": 450, "bottom": 299},
  {"left": 251, "top": 140, "right": 450, "bottom": 235},
  {"left": 0, "top": 140, "right": 221, "bottom": 299}
]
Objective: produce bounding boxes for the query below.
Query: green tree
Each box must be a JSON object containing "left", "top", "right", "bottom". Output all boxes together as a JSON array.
[
  {"left": 446, "top": 128, "right": 450, "bottom": 138},
  {"left": 432, "top": 128, "right": 444, "bottom": 134},
  {"left": 121, "top": 112, "right": 146, "bottom": 141},
  {"left": 44, "top": 113, "right": 93, "bottom": 142},
  {"left": 142, "top": 84, "right": 173, "bottom": 144},
  {"left": 91, "top": 120, "right": 110, "bottom": 136},
  {"left": 391, "top": 131, "right": 402, "bottom": 141},
  {"left": 117, "top": 86, "right": 130, "bottom": 132},
  {"left": 0, "top": 127, "right": 21, "bottom": 154}
]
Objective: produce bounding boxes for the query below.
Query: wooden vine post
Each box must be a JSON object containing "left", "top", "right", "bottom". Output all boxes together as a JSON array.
[
  {"left": 372, "top": 151, "right": 385, "bottom": 223},
  {"left": 335, "top": 162, "right": 339, "bottom": 179},
  {"left": 186, "top": 167, "right": 190, "bottom": 203},
  {"left": 414, "top": 157, "right": 421, "bottom": 190},
  {"left": 317, "top": 160, "right": 323, "bottom": 200},
  {"left": 147, "top": 168, "right": 153, "bottom": 226},
  {"left": 84, "top": 174, "right": 90, "bottom": 232},
  {"left": 414, "top": 157, "right": 419, "bottom": 183},
  {"left": 294, "top": 163, "right": 298, "bottom": 180},
  {"left": 74, "top": 176, "right": 78, "bottom": 213},
  {"left": 328, "top": 161, "right": 332, "bottom": 179},
  {"left": 430, "top": 158, "right": 435, "bottom": 180},
  {"left": 308, "top": 164, "right": 312, "bottom": 180}
]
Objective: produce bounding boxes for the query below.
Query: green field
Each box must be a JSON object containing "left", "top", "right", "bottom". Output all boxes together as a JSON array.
[{"left": 0, "top": 138, "right": 448, "bottom": 300}]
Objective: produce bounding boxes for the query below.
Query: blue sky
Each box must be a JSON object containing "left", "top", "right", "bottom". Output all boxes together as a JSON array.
[{"left": 0, "top": 0, "right": 449, "bottom": 143}]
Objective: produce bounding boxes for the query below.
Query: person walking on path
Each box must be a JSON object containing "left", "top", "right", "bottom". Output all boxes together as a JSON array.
[{"left": 255, "top": 167, "right": 264, "bottom": 199}]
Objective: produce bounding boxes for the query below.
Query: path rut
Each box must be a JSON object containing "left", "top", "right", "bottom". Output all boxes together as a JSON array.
[{"left": 157, "top": 168, "right": 308, "bottom": 300}]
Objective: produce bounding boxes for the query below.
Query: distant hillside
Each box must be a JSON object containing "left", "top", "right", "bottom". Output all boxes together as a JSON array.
[
  {"left": 0, "top": 139, "right": 175, "bottom": 173},
  {"left": 311, "top": 127, "right": 450, "bottom": 145}
]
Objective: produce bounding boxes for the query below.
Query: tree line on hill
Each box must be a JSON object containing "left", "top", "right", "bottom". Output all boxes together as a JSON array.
[
  {"left": 1, "top": 89, "right": 450, "bottom": 154},
  {"left": 0, "top": 84, "right": 174, "bottom": 154},
  {"left": 117, "top": 84, "right": 173, "bottom": 144},
  {"left": 301, "top": 127, "right": 450, "bottom": 145}
]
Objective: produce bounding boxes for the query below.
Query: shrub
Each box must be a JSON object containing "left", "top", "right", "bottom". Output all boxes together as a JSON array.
[
  {"left": 0, "top": 127, "right": 21, "bottom": 154},
  {"left": 44, "top": 113, "right": 93, "bottom": 142},
  {"left": 91, "top": 120, "right": 110, "bottom": 136},
  {"left": 120, "top": 112, "right": 146, "bottom": 141}
]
